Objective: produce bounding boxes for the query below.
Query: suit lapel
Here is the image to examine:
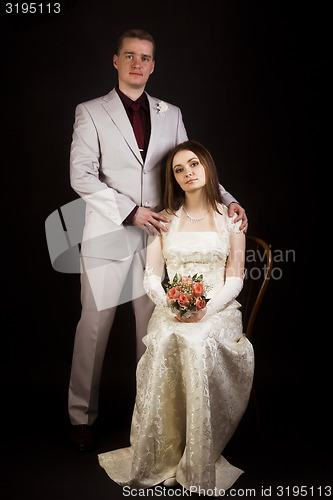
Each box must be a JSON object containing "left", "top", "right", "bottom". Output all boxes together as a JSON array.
[
  {"left": 145, "top": 93, "right": 159, "bottom": 166},
  {"left": 101, "top": 89, "right": 143, "bottom": 165}
]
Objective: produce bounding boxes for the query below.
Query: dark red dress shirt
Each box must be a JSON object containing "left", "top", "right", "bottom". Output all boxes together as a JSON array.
[
  {"left": 115, "top": 86, "right": 151, "bottom": 159},
  {"left": 115, "top": 86, "right": 151, "bottom": 224}
]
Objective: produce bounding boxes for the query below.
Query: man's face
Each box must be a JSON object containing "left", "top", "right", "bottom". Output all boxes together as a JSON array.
[{"left": 113, "top": 37, "right": 155, "bottom": 93}]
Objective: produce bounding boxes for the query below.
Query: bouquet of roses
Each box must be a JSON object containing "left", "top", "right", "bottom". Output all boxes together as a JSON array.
[{"left": 164, "top": 273, "right": 211, "bottom": 318}]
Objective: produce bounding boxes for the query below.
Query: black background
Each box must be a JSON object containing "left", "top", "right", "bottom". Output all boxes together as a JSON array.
[{"left": 1, "top": 0, "right": 330, "bottom": 498}]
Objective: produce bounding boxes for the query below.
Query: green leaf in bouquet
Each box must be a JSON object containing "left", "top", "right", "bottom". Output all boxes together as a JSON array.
[{"left": 179, "top": 308, "right": 187, "bottom": 317}]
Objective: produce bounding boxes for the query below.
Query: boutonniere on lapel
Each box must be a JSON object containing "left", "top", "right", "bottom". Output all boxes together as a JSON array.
[{"left": 156, "top": 101, "right": 169, "bottom": 115}]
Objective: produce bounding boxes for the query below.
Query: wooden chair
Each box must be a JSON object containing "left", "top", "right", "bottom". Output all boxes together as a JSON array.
[{"left": 238, "top": 235, "right": 273, "bottom": 439}]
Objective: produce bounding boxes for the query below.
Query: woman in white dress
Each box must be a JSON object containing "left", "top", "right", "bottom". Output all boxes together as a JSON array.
[{"left": 98, "top": 141, "right": 254, "bottom": 494}]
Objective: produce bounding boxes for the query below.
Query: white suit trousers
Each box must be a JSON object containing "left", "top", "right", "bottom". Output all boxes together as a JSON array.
[{"left": 68, "top": 241, "right": 155, "bottom": 426}]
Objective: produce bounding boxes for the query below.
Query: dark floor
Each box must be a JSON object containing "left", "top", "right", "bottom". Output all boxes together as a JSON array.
[
  {"left": 3, "top": 379, "right": 331, "bottom": 500},
  {"left": 3, "top": 297, "right": 332, "bottom": 499}
]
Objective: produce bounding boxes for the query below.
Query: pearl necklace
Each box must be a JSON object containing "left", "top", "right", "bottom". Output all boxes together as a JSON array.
[{"left": 183, "top": 206, "right": 210, "bottom": 223}]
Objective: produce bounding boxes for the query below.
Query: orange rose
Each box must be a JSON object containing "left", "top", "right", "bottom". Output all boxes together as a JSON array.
[
  {"left": 178, "top": 293, "right": 191, "bottom": 308},
  {"left": 182, "top": 276, "right": 193, "bottom": 284},
  {"left": 167, "top": 286, "right": 181, "bottom": 301},
  {"left": 195, "top": 298, "right": 206, "bottom": 310},
  {"left": 192, "top": 282, "right": 204, "bottom": 297}
]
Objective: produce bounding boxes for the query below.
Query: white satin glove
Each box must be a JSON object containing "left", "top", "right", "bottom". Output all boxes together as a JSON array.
[
  {"left": 205, "top": 276, "right": 243, "bottom": 317},
  {"left": 143, "top": 269, "right": 167, "bottom": 308}
]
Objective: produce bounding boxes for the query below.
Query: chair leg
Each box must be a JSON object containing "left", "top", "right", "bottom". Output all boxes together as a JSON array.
[{"left": 251, "top": 385, "right": 264, "bottom": 442}]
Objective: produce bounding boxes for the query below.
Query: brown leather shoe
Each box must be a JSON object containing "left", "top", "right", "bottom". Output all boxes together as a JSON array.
[{"left": 69, "top": 424, "right": 95, "bottom": 452}]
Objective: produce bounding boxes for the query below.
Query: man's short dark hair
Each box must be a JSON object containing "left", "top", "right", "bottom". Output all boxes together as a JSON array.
[{"left": 115, "top": 29, "right": 156, "bottom": 59}]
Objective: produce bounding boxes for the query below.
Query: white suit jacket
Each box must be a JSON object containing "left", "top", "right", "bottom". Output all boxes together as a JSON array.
[{"left": 70, "top": 88, "right": 235, "bottom": 260}]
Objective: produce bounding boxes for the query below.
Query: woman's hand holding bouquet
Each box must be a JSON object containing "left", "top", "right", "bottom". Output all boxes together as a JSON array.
[{"left": 165, "top": 274, "right": 210, "bottom": 323}]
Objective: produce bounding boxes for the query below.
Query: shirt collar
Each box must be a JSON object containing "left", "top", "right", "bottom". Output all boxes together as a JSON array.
[{"left": 115, "top": 85, "right": 149, "bottom": 112}]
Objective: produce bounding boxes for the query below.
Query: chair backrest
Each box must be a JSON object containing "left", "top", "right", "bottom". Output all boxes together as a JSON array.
[{"left": 238, "top": 236, "right": 273, "bottom": 340}]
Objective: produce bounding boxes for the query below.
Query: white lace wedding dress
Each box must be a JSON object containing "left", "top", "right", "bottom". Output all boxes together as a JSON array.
[{"left": 98, "top": 206, "right": 254, "bottom": 493}]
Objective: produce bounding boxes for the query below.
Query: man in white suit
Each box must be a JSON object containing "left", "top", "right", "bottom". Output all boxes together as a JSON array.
[{"left": 68, "top": 29, "right": 247, "bottom": 451}]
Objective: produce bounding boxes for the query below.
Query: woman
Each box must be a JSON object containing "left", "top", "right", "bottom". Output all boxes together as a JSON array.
[{"left": 98, "top": 141, "right": 254, "bottom": 494}]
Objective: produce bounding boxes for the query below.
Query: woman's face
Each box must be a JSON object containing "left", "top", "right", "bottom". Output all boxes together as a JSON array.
[{"left": 172, "top": 149, "right": 206, "bottom": 193}]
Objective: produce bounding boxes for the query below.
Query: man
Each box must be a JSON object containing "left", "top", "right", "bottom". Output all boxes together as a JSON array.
[{"left": 69, "top": 29, "right": 247, "bottom": 451}]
